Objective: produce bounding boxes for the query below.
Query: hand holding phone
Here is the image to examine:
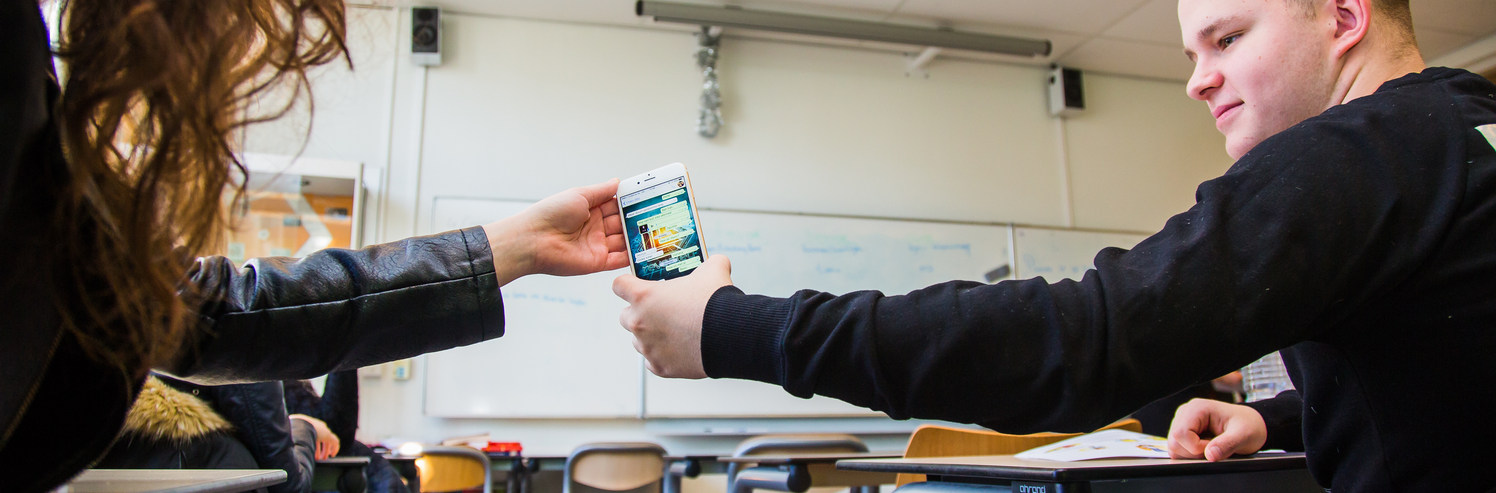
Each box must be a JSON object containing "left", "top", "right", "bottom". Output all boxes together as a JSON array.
[{"left": 617, "top": 163, "right": 707, "bottom": 280}]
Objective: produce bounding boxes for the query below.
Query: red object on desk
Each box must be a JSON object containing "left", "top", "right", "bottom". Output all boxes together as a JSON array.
[{"left": 484, "top": 442, "right": 523, "bottom": 455}]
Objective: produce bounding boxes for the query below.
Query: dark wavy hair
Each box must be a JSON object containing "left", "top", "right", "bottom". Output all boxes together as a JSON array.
[{"left": 51, "top": 0, "right": 350, "bottom": 374}]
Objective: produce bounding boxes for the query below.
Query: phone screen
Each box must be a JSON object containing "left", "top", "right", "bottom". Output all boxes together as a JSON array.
[{"left": 619, "top": 175, "right": 705, "bottom": 281}]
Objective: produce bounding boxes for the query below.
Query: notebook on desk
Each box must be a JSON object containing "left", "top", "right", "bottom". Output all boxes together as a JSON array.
[{"left": 836, "top": 452, "right": 1308, "bottom": 483}]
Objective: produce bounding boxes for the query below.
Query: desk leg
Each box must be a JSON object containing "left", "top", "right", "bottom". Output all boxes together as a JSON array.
[
  {"left": 507, "top": 459, "right": 524, "bottom": 493},
  {"left": 523, "top": 458, "right": 542, "bottom": 493},
  {"left": 396, "top": 461, "right": 421, "bottom": 493},
  {"left": 665, "top": 459, "right": 701, "bottom": 493}
]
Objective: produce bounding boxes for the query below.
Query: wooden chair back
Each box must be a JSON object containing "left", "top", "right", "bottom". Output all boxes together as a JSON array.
[
  {"left": 566, "top": 442, "right": 668, "bottom": 493},
  {"left": 416, "top": 445, "right": 492, "bottom": 493}
]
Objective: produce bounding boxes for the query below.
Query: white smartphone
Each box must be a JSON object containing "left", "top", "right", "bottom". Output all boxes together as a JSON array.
[{"left": 617, "top": 163, "right": 707, "bottom": 281}]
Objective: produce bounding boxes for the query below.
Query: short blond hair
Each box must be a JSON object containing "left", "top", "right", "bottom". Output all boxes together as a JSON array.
[
  {"left": 1285, "top": 0, "right": 1415, "bottom": 50},
  {"left": 1288, "top": 0, "right": 1413, "bottom": 35}
]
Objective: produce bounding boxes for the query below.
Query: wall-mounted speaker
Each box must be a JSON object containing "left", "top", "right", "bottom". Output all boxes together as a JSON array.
[
  {"left": 412, "top": 7, "right": 441, "bottom": 66},
  {"left": 1048, "top": 65, "right": 1084, "bottom": 117}
]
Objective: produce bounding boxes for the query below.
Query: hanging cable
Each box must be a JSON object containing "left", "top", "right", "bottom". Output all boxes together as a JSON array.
[{"left": 695, "top": 26, "right": 723, "bottom": 138}]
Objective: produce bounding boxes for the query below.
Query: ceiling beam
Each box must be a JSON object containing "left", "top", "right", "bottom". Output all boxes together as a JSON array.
[{"left": 1430, "top": 32, "right": 1496, "bottom": 74}]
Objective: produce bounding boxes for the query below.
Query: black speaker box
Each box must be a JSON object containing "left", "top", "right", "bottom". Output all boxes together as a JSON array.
[
  {"left": 412, "top": 7, "right": 441, "bottom": 66},
  {"left": 1048, "top": 65, "right": 1084, "bottom": 116}
]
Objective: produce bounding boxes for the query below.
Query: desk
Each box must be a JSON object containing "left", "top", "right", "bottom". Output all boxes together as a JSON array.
[
  {"left": 719, "top": 452, "right": 899, "bottom": 493},
  {"left": 65, "top": 469, "right": 287, "bottom": 493},
  {"left": 837, "top": 453, "right": 1320, "bottom": 493}
]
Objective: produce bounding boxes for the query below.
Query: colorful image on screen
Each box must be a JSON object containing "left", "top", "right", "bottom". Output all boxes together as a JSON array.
[{"left": 621, "top": 180, "right": 703, "bottom": 281}]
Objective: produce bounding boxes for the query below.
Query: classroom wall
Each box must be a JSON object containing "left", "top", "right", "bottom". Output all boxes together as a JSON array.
[{"left": 242, "top": 5, "right": 1230, "bottom": 455}]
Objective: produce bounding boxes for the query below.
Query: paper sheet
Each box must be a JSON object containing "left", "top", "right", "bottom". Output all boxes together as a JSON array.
[{"left": 1014, "top": 429, "right": 1171, "bottom": 462}]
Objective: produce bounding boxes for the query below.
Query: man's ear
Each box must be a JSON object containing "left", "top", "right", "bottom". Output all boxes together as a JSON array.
[{"left": 1328, "top": 0, "right": 1371, "bottom": 58}]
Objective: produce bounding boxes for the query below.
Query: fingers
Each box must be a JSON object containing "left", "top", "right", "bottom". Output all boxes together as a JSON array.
[
  {"left": 1202, "top": 424, "right": 1253, "bottom": 461},
  {"left": 702, "top": 253, "right": 731, "bottom": 276},
  {"left": 605, "top": 251, "right": 630, "bottom": 271},
  {"left": 1167, "top": 429, "right": 1207, "bottom": 459},
  {"left": 606, "top": 232, "right": 626, "bottom": 254},
  {"left": 1166, "top": 398, "right": 1268, "bottom": 462},
  {"left": 1167, "top": 400, "right": 1214, "bottom": 459},
  {"left": 575, "top": 178, "right": 621, "bottom": 209},
  {"left": 601, "top": 198, "right": 623, "bottom": 235},
  {"left": 613, "top": 273, "right": 646, "bottom": 303},
  {"left": 1167, "top": 427, "right": 1208, "bottom": 459}
]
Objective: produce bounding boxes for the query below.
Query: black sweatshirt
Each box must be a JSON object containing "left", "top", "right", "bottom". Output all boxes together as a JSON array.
[{"left": 702, "top": 68, "right": 1496, "bottom": 492}]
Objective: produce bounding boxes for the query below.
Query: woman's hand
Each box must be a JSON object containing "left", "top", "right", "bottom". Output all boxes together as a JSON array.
[{"left": 484, "top": 179, "right": 629, "bottom": 287}]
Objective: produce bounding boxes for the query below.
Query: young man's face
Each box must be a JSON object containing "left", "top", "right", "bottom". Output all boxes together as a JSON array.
[{"left": 1179, "top": 0, "right": 1339, "bottom": 159}]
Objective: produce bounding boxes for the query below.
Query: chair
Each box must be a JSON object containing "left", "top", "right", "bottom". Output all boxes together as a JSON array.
[
  {"left": 894, "top": 419, "right": 1142, "bottom": 486},
  {"left": 727, "top": 434, "right": 886, "bottom": 493},
  {"left": 564, "top": 442, "right": 668, "bottom": 493},
  {"left": 417, "top": 445, "right": 492, "bottom": 493}
]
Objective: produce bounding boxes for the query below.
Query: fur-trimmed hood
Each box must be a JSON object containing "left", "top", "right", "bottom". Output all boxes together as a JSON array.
[{"left": 121, "top": 376, "right": 232, "bottom": 443}]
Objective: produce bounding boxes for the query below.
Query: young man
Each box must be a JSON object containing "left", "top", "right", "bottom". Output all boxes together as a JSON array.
[{"left": 614, "top": 0, "right": 1496, "bottom": 490}]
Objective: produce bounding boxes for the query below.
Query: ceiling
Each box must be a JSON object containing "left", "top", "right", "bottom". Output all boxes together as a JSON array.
[{"left": 362, "top": 0, "right": 1496, "bottom": 82}]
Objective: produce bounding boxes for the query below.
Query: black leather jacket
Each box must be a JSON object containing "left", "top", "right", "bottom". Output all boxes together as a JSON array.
[
  {"left": 0, "top": 1, "right": 506, "bottom": 490},
  {"left": 168, "top": 377, "right": 320, "bottom": 493}
]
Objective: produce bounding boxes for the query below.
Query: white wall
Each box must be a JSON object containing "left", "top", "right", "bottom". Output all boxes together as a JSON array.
[{"left": 244, "top": 6, "right": 1230, "bottom": 456}]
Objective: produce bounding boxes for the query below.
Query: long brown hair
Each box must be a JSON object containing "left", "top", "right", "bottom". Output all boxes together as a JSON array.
[{"left": 51, "top": 0, "right": 349, "bottom": 374}]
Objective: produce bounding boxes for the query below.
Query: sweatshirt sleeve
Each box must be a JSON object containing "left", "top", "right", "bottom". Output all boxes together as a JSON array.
[
  {"left": 1244, "top": 390, "right": 1306, "bottom": 452},
  {"left": 164, "top": 226, "right": 505, "bottom": 384},
  {"left": 700, "top": 99, "right": 1465, "bottom": 434}
]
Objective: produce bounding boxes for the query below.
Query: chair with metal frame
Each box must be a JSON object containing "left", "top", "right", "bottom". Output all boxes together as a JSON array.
[
  {"left": 564, "top": 442, "right": 669, "bottom": 493},
  {"left": 727, "top": 434, "right": 883, "bottom": 493}
]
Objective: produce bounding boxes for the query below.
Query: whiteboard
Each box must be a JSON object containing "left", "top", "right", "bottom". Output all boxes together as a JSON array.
[
  {"left": 1011, "top": 226, "right": 1149, "bottom": 282},
  {"left": 643, "top": 209, "right": 1013, "bottom": 417},
  {"left": 423, "top": 198, "right": 642, "bottom": 418},
  {"left": 421, "top": 197, "right": 1015, "bottom": 418}
]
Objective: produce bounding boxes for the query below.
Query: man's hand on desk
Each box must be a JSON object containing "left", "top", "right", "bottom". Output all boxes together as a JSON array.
[
  {"left": 613, "top": 255, "right": 733, "bottom": 379},
  {"left": 1167, "top": 398, "right": 1267, "bottom": 462}
]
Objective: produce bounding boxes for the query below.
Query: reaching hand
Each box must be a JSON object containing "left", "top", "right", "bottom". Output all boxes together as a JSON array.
[
  {"left": 485, "top": 179, "right": 629, "bottom": 287},
  {"left": 1167, "top": 398, "right": 1267, "bottom": 461},
  {"left": 613, "top": 255, "right": 734, "bottom": 379},
  {"left": 290, "top": 414, "right": 341, "bottom": 460}
]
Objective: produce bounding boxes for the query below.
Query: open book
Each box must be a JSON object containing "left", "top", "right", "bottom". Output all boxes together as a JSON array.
[{"left": 1014, "top": 429, "right": 1170, "bottom": 462}]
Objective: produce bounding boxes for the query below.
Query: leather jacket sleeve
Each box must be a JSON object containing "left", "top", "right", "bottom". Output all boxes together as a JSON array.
[{"left": 163, "top": 226, "right": 506, "bottom": 384}]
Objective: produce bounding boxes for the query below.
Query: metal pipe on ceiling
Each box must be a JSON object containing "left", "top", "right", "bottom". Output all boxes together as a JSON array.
[{"left": 635, "top": 1, "right": 1051, "bottom": 58}]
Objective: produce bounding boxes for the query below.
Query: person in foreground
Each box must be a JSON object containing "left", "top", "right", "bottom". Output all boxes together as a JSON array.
[
  {"left": 0, "top": 1, "right": 627, "bottom": 490},
  {"left": 615, "top": 0, "right": 1496, "bottom": 490}
]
